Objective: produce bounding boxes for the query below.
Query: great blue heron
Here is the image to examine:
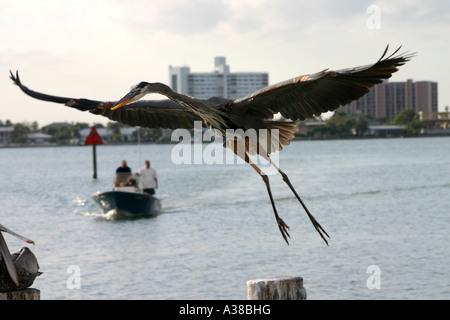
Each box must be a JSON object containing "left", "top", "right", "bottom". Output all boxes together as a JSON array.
[
  {"left": 10, "top": 46, "right": 413, "bottom": 245},
  {"left": 0, "top": 223, "right": 34, "bottom": 287}
]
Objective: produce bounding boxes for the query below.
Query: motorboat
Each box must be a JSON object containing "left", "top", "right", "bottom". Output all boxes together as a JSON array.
[{"left": 91, "top": 173, "right": 161, "bottom": 217}]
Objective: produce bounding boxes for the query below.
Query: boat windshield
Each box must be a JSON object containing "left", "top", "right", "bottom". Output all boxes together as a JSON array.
[{"left": 114, "top": 172, "right": 140, "bottom": 188}]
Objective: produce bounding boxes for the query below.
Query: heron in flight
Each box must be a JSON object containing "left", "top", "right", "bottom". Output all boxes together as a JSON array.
[{"left": 10, "top": 46, "right": 413, "bottom": 245}]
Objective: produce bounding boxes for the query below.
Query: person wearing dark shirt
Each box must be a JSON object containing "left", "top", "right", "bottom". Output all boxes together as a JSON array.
[
  {"left": 116, "top": 160, "right": 131, "bottom": 173},
  {"left": 114, "top": 160, "right": 132, "bottom": 188}
]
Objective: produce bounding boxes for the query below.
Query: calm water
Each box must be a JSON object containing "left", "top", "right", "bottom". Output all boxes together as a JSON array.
[{"left": 0, "top": 137, "right": 449, "bottom": 300}]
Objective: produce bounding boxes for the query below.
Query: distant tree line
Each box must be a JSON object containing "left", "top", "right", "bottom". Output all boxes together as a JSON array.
[
  {"left": 306, "top": 109, "right": 425, "bottom": 138},
  {"left": 1, "top": 109, "right": 425, "bottom": 144},
  {"left": 0, "top": 120, "right": 167, "bottom": 145}
]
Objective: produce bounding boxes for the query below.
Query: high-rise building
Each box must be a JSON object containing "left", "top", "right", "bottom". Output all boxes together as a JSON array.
[
  {"left": 169, "top": 57, "right": 268, "bottom": 99},
  {"left": 340, "top": 79, "right": 438, "bottom": 119}
]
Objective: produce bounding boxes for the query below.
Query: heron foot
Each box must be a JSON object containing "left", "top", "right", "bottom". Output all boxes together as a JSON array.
[
  {"left": 308, "top": 214, "right": 330, "bottom": 246},
  {"left": 277, "top": 217, "right": 290, "bottom": 245}
]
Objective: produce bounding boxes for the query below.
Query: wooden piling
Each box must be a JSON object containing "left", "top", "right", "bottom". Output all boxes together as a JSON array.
[
  {"left": 0, "top": 288, "right": 40, "bottom": 300},
  {"left": 247, "top": 276, "right": 307, "bottom": 300}
]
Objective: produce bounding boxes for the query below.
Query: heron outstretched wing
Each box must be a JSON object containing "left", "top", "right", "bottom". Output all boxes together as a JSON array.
[
  {"left": 232, "top": 46, "right": 415, "bottom": 121},
  {"left": 9, "top": 71, "right": 204, "bottom": 130},
  {"left": 88, "top": 101, "right": 204, "bottom": 129}
]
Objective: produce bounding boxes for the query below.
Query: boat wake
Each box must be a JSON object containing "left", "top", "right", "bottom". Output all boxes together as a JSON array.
[
  {"left": 102, "top": 209, "right": 158, "bottom": 220},
  {"left": 75, "top": 207, "right": 159, "bottom": 221}
]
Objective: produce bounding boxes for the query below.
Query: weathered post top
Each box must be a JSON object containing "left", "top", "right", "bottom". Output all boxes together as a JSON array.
[
  {"left": 0, "top": 288, "right": 40, "bottom": 300},
  {"left": 247, "top": 276, "right": 307, "bottom": 300}
]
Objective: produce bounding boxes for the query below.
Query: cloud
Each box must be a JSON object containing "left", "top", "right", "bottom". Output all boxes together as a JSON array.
[{"left": 112, "top": 0, "right": 231, "bottom": 37}]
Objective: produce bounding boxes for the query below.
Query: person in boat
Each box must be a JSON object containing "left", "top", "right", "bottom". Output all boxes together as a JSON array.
[
  {"left": 137, "top": 160, "right": 158, "bottom": 195},
  {"left": 114, "top": 160, "right": 133, "bottom": 187},
  {"left": 116, "top": 160, "right": 131, "bottom": 173}
]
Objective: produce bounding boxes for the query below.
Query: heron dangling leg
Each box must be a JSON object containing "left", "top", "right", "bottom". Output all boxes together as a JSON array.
[
  {"left": 231, "top": 146, "right": 290, "bottom": 244},
  {"left": 278, "top": 169, "right": 329, "bottom": 245},
  {"left": 260, "top": 154, "right": 330, "bottom": 245},
  {"left": 254, "top": 166, "right": 291, "bottom": 245}
]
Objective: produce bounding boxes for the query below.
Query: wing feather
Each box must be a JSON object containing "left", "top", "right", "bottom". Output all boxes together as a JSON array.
[
  {"left": 89, "top": 102, "right": 204, "bottom": 129},
  {"left": 232, "top": 46, "right": 414, "bottom": 121},
  {"left": 9, "top": 71, "right": 204, "bottom": 129}
]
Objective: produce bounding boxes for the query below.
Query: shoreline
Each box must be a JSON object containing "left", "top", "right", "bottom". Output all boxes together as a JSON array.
[{"left": 1, "top": 134, "right": 449, "bottom": 149}]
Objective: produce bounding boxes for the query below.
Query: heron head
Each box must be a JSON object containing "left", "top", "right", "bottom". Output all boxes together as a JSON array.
[{"left": 111, "top": 81, "right": 152, "bottom": 110}]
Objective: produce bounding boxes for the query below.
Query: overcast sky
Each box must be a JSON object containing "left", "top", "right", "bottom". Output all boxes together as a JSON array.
[{"left": 1, "top": 0, "right": 449, "bottom": 127}]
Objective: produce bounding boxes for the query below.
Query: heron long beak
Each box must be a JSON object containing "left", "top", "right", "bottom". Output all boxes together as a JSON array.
[{"left": 111, "top": 90, "right": 139, "bottom": 110}]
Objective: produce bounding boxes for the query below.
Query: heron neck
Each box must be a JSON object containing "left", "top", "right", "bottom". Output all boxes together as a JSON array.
[
  {"left": 151, "top": 83, "right": 184, "bottom": 101},
  {"left": 151, "top": 82, "right": 227, "bottom": 129},
  {"left": 151, "top": 83, "right": 201, "bottom": 111}
]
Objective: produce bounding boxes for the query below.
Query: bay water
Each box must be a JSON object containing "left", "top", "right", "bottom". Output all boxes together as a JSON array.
[{"left": 0, "top": 137, "right": 449, "bottom": 299}]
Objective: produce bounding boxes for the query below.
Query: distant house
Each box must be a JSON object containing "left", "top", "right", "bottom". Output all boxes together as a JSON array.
[
  {"left": 27, "top": 133, "right": 53, "bottom": 145},
  {"left": 419, "top": 111, "right": 450, "bottom": 135},
  {"left": 120, "top": 127, "right": 137, "bottom": 142},
  {"left": 367, "top": 125, "right": 405, "bottom": 137},
  {"left": 0, "top": 126, "right": 14, "bottom": 145},
  {"left": 297, "top": 121, "right": 327, "bottom": 137}
]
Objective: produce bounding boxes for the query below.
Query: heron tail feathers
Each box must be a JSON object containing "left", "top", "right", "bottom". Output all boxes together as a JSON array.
[{"left": 262, "top": 120, "right": 299, "bottom": 154}]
